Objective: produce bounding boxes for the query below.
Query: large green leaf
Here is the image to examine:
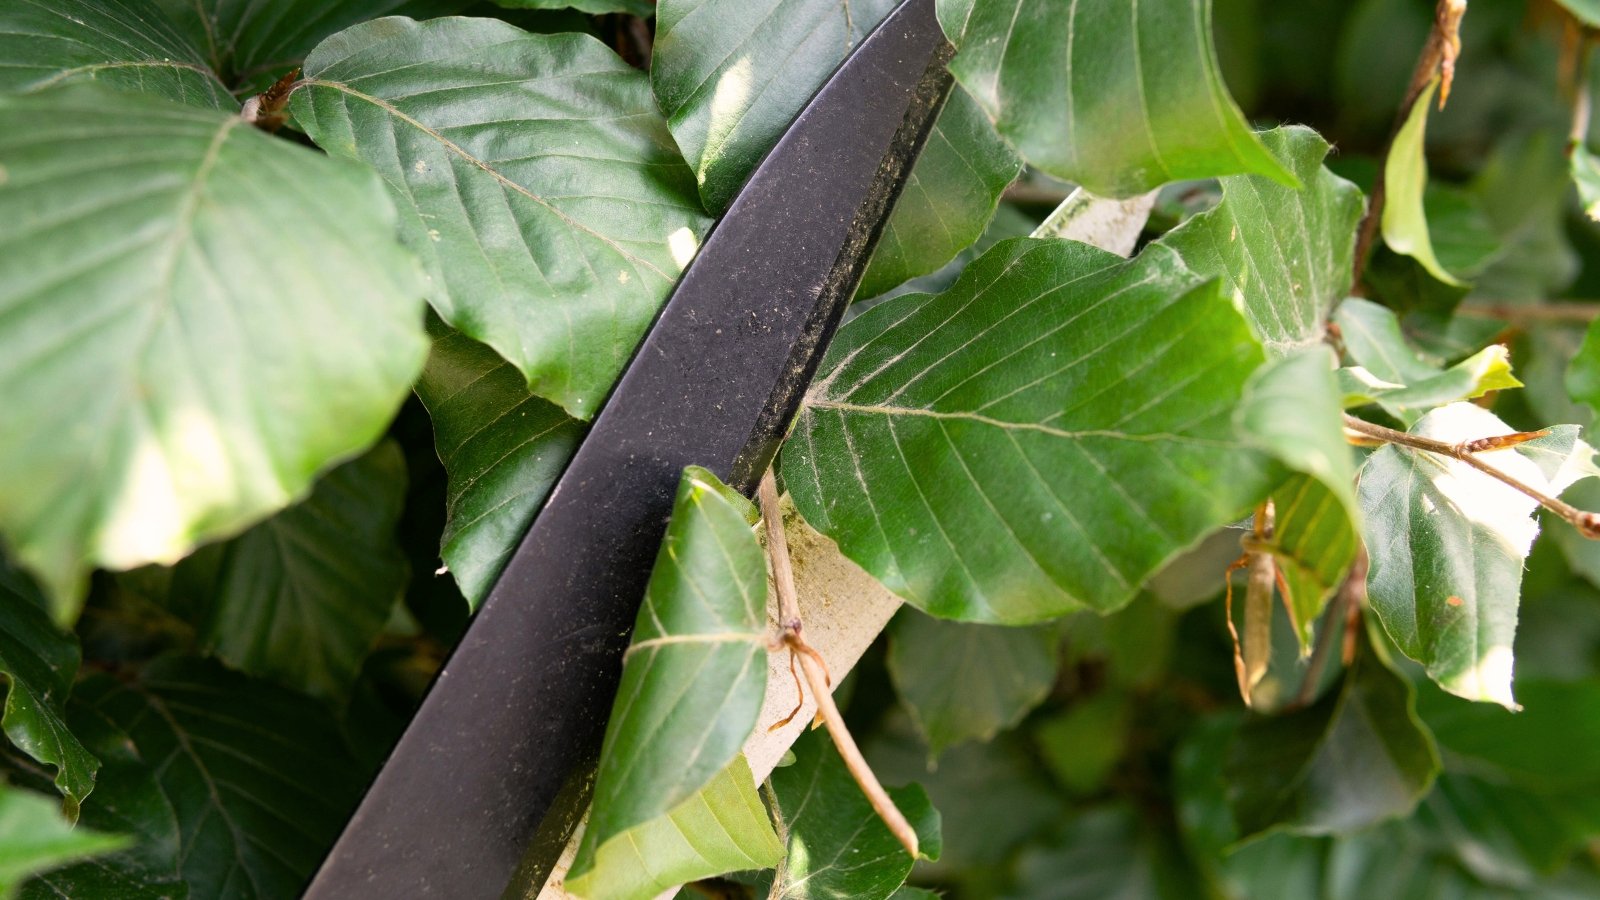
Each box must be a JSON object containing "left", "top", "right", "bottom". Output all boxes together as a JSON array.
[
  {"left": 563, "top": 756, "right": 781, "bottom": 900},
  {"left": 0, "top": 784, "right": 126, "bottom": 896},
  {"left": 886, "top": 610, "right": 1058, "bottom": 757},
  {"left": 1382, "top": 77, "right": 1465, "bottom": 288},
  {"left": 1224, "top": 636, "right": 1438, "bottom": 839},
  {"left": 29, "top": 657, "right": 364, "bottom": 899},
  {"left": 0, "top": 0, "right": 231, "bottom": 108},
  {"left": 1336, "top": 298, "right": 1519, "bottom": 425},
  {"left": 1418, "top": 679, "right": 1600, "bottom": 791},
  {"left": 764, "top": 729, "right": 942, "bottom": 900},
  {"left": 0, "top": 563, "right": 97, "bottom": 818},
  {"left": 857, "top": 88, "right": 1022, "bottom": 300},
  {"left": 0, "top": 85, "right": 427, "bottom": 615},
  {"left": 413, "top": 323, "right": 583, "bottom": 608},
  {"left": 651, "top": 0, "right": 898, "bottom": 213},
  {"left": 294, "top": 17, "right": 710, "bottom": 419},
  {"left": 154, "top": 443, "right": 408, "bottom": 699},
  {"left": 569, "top": 467, "right": 774, "bottom": 891},
  {"left": 1359, "top": 405, "right": 1590, "bottom": 707},
  {"left": 1148, "top": 127, "right": 1363, "bottom": 353},
  {"left": 783, "top": 237, "right": 1278, "bottom": 623},
  {"left": 938, "top": 0, "right": 1296, "bottom": 197}
]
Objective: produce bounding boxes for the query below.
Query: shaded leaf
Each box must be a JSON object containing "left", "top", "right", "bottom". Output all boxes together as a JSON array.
[
  {"left": 1033, "top": 692, "right": 1130, "bottom": 797},
  {"left": 1382, "top": 78, "right": 1464, "bottom": 287},
  {"left": 784, "top": 238, "right": 1278, "bottom": 623},
  {"left": 1224, "top": 635, "right": 1438, "bottom": 839},
  {"left": 0, "top": 784, "right": 126, "bottom": 897},
  {"left": 1360, "top": 405, "right": 1589, "bottom": 707},
  {"left": 765, "top": 728, "right": 942, "bottom": 900},
  {"left": 0, "top": 85, "right": 427, "bottom": 615},
  {"left": 564, "top": 756, "right": 781, "bottom": 900},
  {"left": 1417, "top": 679, "right": 1600, "bottom": 790},
  {"left": 0, "top": 0, "right": 231, "bottom": 107},
  {"left": 569, "top": 468, "right": 772, "bottom": 889},
  {"left": 1336, "top": 298, "right": 1520, "bottom": 425},
  {"left": 652, "top": 0, "right": 898, "bottom": 213},
  {"left": 1416, "top": 771, "right": 1600, "bottom": 888},
  {"left": 294, "top": 16, "right": 710, "bottom": 419},
  {"left": 413, "top": 323, "right": 583, "bottom": 608},
  {"left": 0, "top": 563, "right": 97, "bottom": 817},
  {"left": 1004, "top": 804, "right": 1205, "bottom": 900},
  {"left": 886, "top": 610, "right": 1058, "bottom": 757},
  {"left": 493, "top": 0, "right": 652, "bottom": 14},
  {"left": 940, "top": 0, "right": 1296, "bottom": 197},
  {"left": 155, "top": 443, "right": 408, "bottom": 699},
  {"left": 1425, "top": 184, "right": 1501, "bottom": 279}
]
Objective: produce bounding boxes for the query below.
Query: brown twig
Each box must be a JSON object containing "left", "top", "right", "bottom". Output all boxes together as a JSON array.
[
  {"left": 1342, "top": 413, "right": 1600, "bottom": 538},
  {"left": 757, "top": 471, "right": 920, "bottom": 859},
  {"left": 1291, "top": 546, "right": 1368, "bottom": 709},
  {"left": 1351, "top": 0, "right": 1469, "bottom": 288}
]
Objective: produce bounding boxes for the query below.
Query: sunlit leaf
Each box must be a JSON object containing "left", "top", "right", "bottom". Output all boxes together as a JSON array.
[
  {"left": 0, "top": 85, "right": 427, "bottom": 614},
  {"left": 294, "top": 16, "right": 711, "bottom": 418},
  {"left": 1336, "top": 298, "right": 1520, "bottom": 425}
]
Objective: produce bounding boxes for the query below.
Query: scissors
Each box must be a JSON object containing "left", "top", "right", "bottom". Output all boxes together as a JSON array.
[{"left": 305, "top": 0, "right": 951, "bottom": 895}]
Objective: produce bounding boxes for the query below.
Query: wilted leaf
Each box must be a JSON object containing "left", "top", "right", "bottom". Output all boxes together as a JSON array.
[
  {"left": 886, "top": 610, "right": 1058, "bottom": 757},
  {"left": 764, "top": 729, "right": 941, "bottom": 900},
  {"left": 0, "top": 563, "right": 97, "bottom": 817},
  {"left": 569, "top": 468, "right": 775, "bottom": 893},
  {"left": 413, "top": 323, "right": 583, "bottom": 608},
  {"left": 1336, "top": 298, "right": 1519, "bottom": 425},
  {"left": 939, "top": 0, "right": 1297, "bottom": 197},
  {"left": 1382, "top": 78, "right": 1465, "bottom": 287},
  {"left": 1225, "top": 635, "right": 1438, "bottom": 839},
  {"left": 0, "top": 85, "right": 427, "bottom": 614},
  {"left": 294, "top": 16, "right": 710, "bottom": 418},
  {"left": 0, "top": 0, "right": 231, "bottom": 108},
  {"left": 784, "top": 237, "right": 1278, "bottom": 623},
  {"left": 0, "top": 784, "right": 126, "bottom": 896}
]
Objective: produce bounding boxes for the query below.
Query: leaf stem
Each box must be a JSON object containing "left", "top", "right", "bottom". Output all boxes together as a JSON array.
[
  {"left": 1292, "top": 546, "right": 1367, "bottom": 709},
  {"left": 757, "top": 471, "right": 920, "bottom": 859},
  {"left": 1341, "top": 414, "right": 1600, "bottom": 538}
]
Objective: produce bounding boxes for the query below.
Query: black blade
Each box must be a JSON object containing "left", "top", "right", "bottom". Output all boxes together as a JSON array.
[{"left": 303, "top": 0, "right": 953, "bottom": 896}]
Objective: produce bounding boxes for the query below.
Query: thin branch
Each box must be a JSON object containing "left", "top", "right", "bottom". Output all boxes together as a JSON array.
[
  {"left": 1352, "top": 0, "right": 1469, "bottom": 287},
  {"left": 1342, "top": 413, "right": 1600, "bottom": 538},
  {"left": 757, "top": 471, "right": 920, "bottom": 859},
  {"left": 1291, "top": 545, "right": 1367, "bottom": 709}
]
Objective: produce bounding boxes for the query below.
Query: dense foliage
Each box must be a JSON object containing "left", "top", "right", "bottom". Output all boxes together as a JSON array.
[{"left": 4, "top": 0, "right": 1600, "bottom": 897}]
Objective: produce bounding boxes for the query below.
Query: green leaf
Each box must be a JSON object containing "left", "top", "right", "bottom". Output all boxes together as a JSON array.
[
  {"left": 1359, "top": 405, "right": 1589, "bottom": 707},
  {"left": 151, "top": 0, "right": 474, "bottom": 90},
  {"left": 886, "top": 610, "right": 1058, "bottom": 757},
  {"left": 1224, "top": 636, "right": 1439, "bottom": 839},
  {"left": 0, "top": 0, "right": 232, "bottom": 108},
  {"left": 1418, "top": 679, "right": 1600, "bottom": 791},
  {"left": 1006, "top": 804, "right": 1206, "bottom": 900},
  {"left": 0, "top": 784, "right": 127, "bottom": 897},
  {"left": 1336, "top": 298, "right": 1520, "bottom": 425},
  {"left": 564, "top": 756, "right": 781, "bottom": 900},
  {"left": 34, "top": 657, "right": 365, "bottom": 899},
  {"left": 0, "top": 85, "right": 426, "bottom": 616},
  {"left": 154, "top": 443, "right": 408, "bottom": 699},
  {"left": 857, "top": 88, "right": 1022, "bottom": 300},
  {"left": 413, "top": 323, "right": 583, "bottom": 608},
  {"left": 294, "top": 17, "right": 709, "bottom": 419},
  {"left": 784, "top": 237, "right": 1278, "bottom": 623},
  {"left": 939, "top": 0, "right": 1297, "bottom": 197},
  {"left": 764, "top": 728, "right": 942, "bottom": 900},
  {"left": 1567, "top": 313, "right": 1600, "bottom": 422},
  {"left": 0, "top": 563, "right": 97, "bottom": 818},
  {"left": 1034, "top": 692, "right": 1131, "bottom": 797},
  {"left": 1556, "top": 0, "right": 1600, "bottom": 27},
  {"left": 1148, "top": 127, "right": 1364, "bottom": 353},
  {"left": 1381, "top": 78, "right": 1465, "bottom": 288},
  {"left": 569, "top": 467, "right": 774, "bottom": 890},
  {"left": 652, "top": 0, "right": 898, "bottom": 213},
  {"left": 1425, "top": 184, "right": 1501, "bottom": 279},
  {"left": 491, "top": 0, "right": 656, "bottom": 17},
  {"left": 1573, "top": 143, "right": 1600, "bottom": 221},
  {"left": 1416, "top": 772, "right": 1600, "bottom": 888}
]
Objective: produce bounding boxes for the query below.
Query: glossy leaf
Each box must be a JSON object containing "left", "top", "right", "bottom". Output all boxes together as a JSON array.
[
  {"left": 413, "top": 323, "right": 583, "bottom": 608},
  {"left": 0, "top": 785, "right": 126, "bottom": 896},
  {"left": 294, "top": 16, "right": 710, "bottom": 419},
  {"left": 0, "top": 0, "right": 231, "bottom": 107},
  {"left": 939, "top": 0, "right": 1296, "bottom": 197},
  {"left": 1225, "top": 636, "right": 1438, "bottom": 839},
  {"left": 652, "top": 0, "right": 898, "bottom": 213},
  {"left": 156, "top": 443, "right": 408, "bottom": 699},
  {"left": 784, "top": 237, "right": 1278, "bottom": 623},
  {"left": 569, "top": 468, "right": 773, "bottom": 890},
  {"left": 1360, "top": 405, "right": 1590, "bottom": 707},
  {"left": 1382, "top": 78, "right": 1465, "bottom": 287},
  {"left": 886, "top": 610, "right": 1058, "bottom": 757},
  {"left": 0, "top": 563, "right": 97, "bottom": 818},
  {"left": 1336, "top": 298, "right": 1520, "bottom": 425},
  {"left": 1149, "top": 127, "right": 1364, "bottom": 354},
  {"left": 0, "top": 85, "right": 427, "bottom": 614},
  {"left": 858, "top": 88, "right": 1022, "bottom": 299},
  {"left": 565, "top": 755, "right": 781, "bottom": 900},
  {"left": 765, "top": 729, "right": 942, "bottom": 900}
]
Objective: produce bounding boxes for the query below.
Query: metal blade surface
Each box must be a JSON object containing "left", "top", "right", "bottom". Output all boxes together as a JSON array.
[{"left": 305, "top": 0, "right": 952, "bottom": 895}]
